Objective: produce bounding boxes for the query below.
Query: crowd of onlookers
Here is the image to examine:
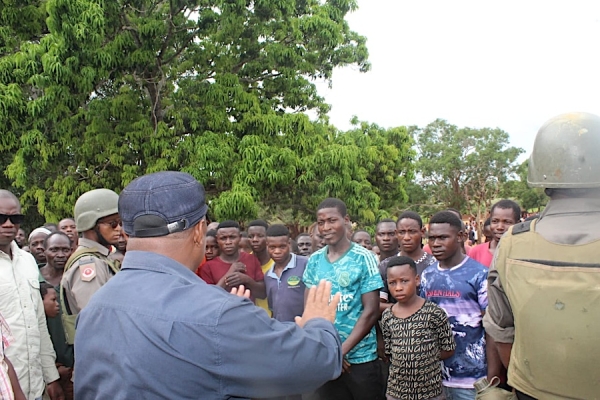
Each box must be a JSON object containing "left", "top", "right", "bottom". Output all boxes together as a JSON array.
[{"left": 2, "top": 186, "right": 527, "bottom": 400}]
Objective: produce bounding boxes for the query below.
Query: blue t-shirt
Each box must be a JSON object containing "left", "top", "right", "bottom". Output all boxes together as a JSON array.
[
  {"left": 419, "top": 256, "right": 488, "bottom": 389},
  {"left": 265, "top": 254, "right": 308, "bottom": 323},
  {"left": 303, "top": 242, "right": 383, "bottom": 364}
]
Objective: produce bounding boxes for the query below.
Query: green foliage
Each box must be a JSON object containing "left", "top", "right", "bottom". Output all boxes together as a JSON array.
[
  {"left": 413, "top": 119, "right": 524, "bottom": 223},
  {"left": 500, "top": 160, "right": 548, "bottom": 212},
  {"left": 0, "top": 0, "right": 413, "bottom": 227},
  {"left": 211, "top": 117, "right": 414, "bottom": 224},
  {"left": 393, "top": 181, "right": 442, "bottom": 220}
]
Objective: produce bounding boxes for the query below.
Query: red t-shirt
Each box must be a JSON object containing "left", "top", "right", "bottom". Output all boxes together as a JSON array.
[
  {"left": 194, "top": 256, "right": 207, "bottom": 278},
  {"left": 200, "top": 252, "right": 264, "bottom": 285},
  {"left": 468, "top": 242, "right": 494, "bottom": 268}
]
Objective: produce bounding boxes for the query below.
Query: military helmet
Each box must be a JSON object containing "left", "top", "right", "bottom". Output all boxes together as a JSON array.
[
  {"left": 74, "top": 189, "right": 119, "bottom": 231},
  {"left": 528, "top": 112, "right": 600, "bottom": 188}
]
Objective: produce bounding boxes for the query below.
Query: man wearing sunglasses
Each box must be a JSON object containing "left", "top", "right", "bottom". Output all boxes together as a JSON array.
[
  {"left": 60, "top": 189, "right": 122, "bottom": 346},
  {"left": 0, "top": 190, "right": 65, "bottom": 400}
]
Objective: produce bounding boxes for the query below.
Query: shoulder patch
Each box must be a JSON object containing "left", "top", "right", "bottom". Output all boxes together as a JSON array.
[
  {"left": 79, "top": 262, "right": 97, "bottom": 282},
  {"left": 512, "top": 220, "right": 532, "bottom": 235}
]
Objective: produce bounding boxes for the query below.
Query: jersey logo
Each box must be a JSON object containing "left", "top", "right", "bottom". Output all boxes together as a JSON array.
[{"left": 338, "top": 271, "right": 351, "bottom": 287}]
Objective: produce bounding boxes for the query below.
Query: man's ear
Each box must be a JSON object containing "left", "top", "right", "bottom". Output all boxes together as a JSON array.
[{"left": 193, "top": 218, "right": 207, "bottom": 244}]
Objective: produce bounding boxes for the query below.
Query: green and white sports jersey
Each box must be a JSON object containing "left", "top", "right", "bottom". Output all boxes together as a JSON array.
[{"left": 303, "top": 242, "right": 383, "bottom": 364}]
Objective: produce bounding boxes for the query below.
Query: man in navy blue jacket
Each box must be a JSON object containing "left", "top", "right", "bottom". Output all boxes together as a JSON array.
[{"left": 74, "top": 171, "right": 342, "bottom": 400}]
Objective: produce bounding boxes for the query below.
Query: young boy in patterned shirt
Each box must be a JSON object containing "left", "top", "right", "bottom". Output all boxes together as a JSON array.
[{"left": 381, "top": 256, "right": 455, "bottom": 400}]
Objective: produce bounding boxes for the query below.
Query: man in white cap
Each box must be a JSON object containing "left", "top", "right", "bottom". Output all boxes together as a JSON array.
[{"left": 28, "top": 227, "right": 51, "bottom": 267}]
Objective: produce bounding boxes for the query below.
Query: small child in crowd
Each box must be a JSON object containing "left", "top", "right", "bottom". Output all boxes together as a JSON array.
[
  {"left": 195, "top": 230, "right": 220, "bottom": 277},
  {"left": 40, "top": 282, "right": 73, "bottom": 400},
  {"left": 381, "top": 256, "right": 455, "bottom": 400},
  {"left": 40, "top": 282, "right": 60, "bottom": 319},
  {"left": 204, "top": 230, "right": 220, "bottom": 262}
]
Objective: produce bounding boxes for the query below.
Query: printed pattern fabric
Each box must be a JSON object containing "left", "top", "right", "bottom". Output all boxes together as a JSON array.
[
  {"left": 1, "top": 313, "right": 15, "bottom": 400},
  {"left": 381, "top": 301, "right": 455, "bottom": 399},
  {"left": 303, "top": 243, "right": 383, "bottom": 364},
  {"left": 419, "top": 258, "right": 488, "bottom": 389},
  {"left": 379, "top": 252, "right": 437, "bottom": 303}
]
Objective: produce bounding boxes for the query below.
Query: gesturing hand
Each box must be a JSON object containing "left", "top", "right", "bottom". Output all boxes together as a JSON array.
[
  {"left": 230, "top": 284, "right": 251, "bottom": 299},
  {"left": 295, "top": 280, "right": 340, "bottom": 328}
]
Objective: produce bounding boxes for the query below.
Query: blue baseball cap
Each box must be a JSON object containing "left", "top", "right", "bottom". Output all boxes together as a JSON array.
[{"left": 119, "top": 171, "right": 208, "bottom": 238}]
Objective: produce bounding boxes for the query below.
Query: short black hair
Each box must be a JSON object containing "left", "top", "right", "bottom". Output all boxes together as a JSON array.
[
  {"left": 429, "top": 211, "right": 462, "bottom": 232},
  {"left": 386, "top": 256, "right": 417, "bottom": 274},
  {"left": 446, "top": 208, "right": 462, "bottom": 219},
  {"left": 206, "top": 229, "right": 217, "bottom": 238},
  {"left": 44, "top": 231, "right": 71, "bottom": 248},
  {"left": 266, "top": 224, "right": 290, "bottom": 238},
  {"left": 217, "top": 220, "right": 240, "bottom": 231},
  {"left": 296, "top": 232, "right": 310, "bottom": 239},
  {"left": 317, "top": 198, "right": 347, "bottom": 217},
  {"left": 43, "top": 222, "right": 58, "bottom": 232},
  {"left": 484, "top": 217, "right": 491, "bottom": 227},
  {"left": 376, "top": 218, "right": 396, "bottom": 231},
  {"left": 248, "top": 219, "right": 269, "bottom": 230},
  {"left": 490, "top": 199, "right": 521, "bottom": 222},
  {"left": 40, "top": 282, "right": 54, "bottom": 298},
  {"left": 398, "top": 211, "right": 423, "bottom": 228},
  {"left": 351, "top": 229, "right": 370, "bottom": 240}
]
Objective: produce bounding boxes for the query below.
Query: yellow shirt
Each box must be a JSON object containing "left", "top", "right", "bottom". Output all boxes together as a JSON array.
[{"left": 256, "top": 259, "right": 274, "bottom": 317}]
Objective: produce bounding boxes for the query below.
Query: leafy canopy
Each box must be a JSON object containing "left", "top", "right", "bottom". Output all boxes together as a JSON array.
[
  {"left": 413, "top": 119, "right": 524, "bottom": 223},
  {"left": 0, "top": 0, "right": 414, "bottom": 227}
]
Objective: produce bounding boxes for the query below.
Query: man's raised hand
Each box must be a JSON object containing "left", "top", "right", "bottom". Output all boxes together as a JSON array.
[
  {"left": 230, "top": 284, "right": 251, "bottom": 299},
  {"left": 295, "top": 280, "right": 340, "bottom": 328}
]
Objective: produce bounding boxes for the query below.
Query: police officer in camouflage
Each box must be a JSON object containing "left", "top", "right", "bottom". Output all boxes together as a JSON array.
[
  {"left": 483, "top": 112, "right": 600, "bottom": 400},
  {"left": 60, "top": 189, "right": 122, "bottom": 344}
]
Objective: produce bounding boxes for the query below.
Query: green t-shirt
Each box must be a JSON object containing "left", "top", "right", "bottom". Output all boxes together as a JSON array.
[{"left": 303, "top": 242, "right": 383, "bottom": 364}]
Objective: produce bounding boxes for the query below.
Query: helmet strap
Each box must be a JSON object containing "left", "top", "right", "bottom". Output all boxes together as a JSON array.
[{"left": 93, "top": 225, "right": 112, "bottom": 249}]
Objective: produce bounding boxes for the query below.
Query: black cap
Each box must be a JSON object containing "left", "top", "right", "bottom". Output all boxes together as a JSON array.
[{"left": 119, "top": 171, "right": 208, "bottom": 238}]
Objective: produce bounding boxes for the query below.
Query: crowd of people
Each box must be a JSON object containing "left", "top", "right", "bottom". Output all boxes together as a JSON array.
[
  {"left": 1, "top": 112, "right": 599, "bottom": 400},
  {"left": 0, "top": 181, "right": 522, "bottom": 400}
]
